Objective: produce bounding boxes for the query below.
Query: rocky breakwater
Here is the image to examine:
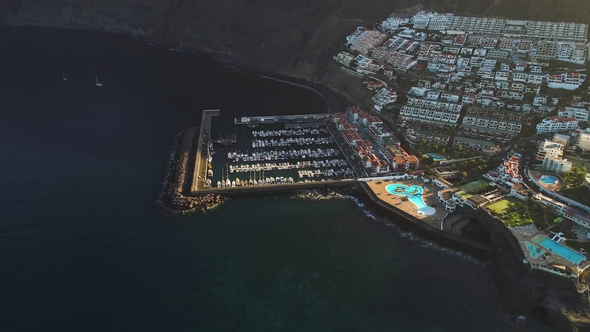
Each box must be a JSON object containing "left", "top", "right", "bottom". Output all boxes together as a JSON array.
[{"left": 161, "top": 128, "right": 224, "bottom": 213}]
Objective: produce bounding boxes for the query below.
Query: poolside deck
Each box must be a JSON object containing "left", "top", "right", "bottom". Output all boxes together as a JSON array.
[
  {"left": 366, "top": 178, "right": 448, "bottom": 229},
  {"left": 530, "top": 170, "right": 563, "bottom": 192}
]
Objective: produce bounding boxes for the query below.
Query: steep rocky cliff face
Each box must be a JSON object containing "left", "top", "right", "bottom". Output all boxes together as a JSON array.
[
  {"left": 0, "top": 0, "right": 416, "bottom": 78},
  {"left": 3, "top": 0, "right": 588, "bottom": 81}
]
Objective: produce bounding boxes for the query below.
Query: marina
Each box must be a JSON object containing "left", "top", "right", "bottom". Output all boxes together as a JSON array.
[{"left": 192, "top": 110, "right": 356, "bottom": 194}]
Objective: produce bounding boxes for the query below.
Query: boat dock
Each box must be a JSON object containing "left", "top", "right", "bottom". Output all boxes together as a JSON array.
[
  {"left": 191, "top": 111, "right": 358, "bottom": 194},
  {"left": 213, "top": 133, "right": 237, "bottom": 146},
  {"left": 234, "top": 113, "right": 330, "bottom": 128},
  {"left": 192, "top": 109, "right": 220, "bottom": 192}
]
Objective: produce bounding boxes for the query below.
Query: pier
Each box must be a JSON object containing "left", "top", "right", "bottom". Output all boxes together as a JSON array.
[
  {"left": 192, "top": 109, "right": 220, "bottom": 192},
  {"left": 235, "top": 113, "right": 330, "bottom": 127}
]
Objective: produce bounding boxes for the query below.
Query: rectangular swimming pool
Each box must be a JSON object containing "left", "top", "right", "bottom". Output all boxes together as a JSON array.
[{"left": 531, "top": 234, "right": 586, "bottom": 265}]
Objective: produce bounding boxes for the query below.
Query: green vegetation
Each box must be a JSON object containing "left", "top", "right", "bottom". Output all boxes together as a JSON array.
[
  {"left": 562, "top": 167, "right": 587, "bottom": 187},
  {"left": 413, "top": 139, "right": 470, "bottom": 160},
  {"left": 487, "top": 198, "right": 551, "bottom": 227},
  {"left": 459, "top": 179, "right": 490, "bottom": 194},
  {"left": 487, "top": 197, "right": 521, "bottom": 214},
  {"left": 559, "top": 167, "right": 590, "bottom": 204},
  {"left": 560, "top": 186, "right": 590, "bottom": 205},
  {"left": 530, "top": 210, "right": 553, "bottom": 230}
]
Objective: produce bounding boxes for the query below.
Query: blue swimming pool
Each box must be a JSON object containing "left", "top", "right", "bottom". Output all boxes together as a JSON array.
[
  {"left": 525, "top": 241, "right": 546, "bottom": 259},
  {"left": 425, "top": 153, "right": 445, "bottom": 161},
  {"left": 539, "top": 175, "right": 558, "bottom": 185},
  {"left": 385, "top": 184, "right": 436, "bottom": 215},
  {"left": 531, "top": 234, "right": 586, "bottom": 265}
]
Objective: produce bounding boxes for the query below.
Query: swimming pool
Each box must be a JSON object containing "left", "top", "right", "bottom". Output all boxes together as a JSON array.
[
  {"left": 425, "top": 153, "right": 445, "bottom": 161},
  {"left": 525, "top": 241, "right": 546, "bottom": 259},
  {"left": 531, "top": 234, "right": 586, "bottom": 265},
  {"left": 539, "top": 175, "right": 558, "bottom": 185},
  {"left": 385, "top": 184, "right": 436, "bottom": 216}
]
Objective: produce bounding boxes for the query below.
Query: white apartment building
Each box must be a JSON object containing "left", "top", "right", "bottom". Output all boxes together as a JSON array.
[
  {"left": 371, "top": 87, "right": 397, "bottom": 111},
  {"left": 536, "top": 116, "right": 579, "bottom": 134},
  {"left": 546, "top": 73, "right": 587, "bottom": 90},
  {"left": 461, "top": 115, "right": 523, "bottom": 133},
  {"left": 577, "top": 131, "right": 590, "bottom": 151},
  {"left": 513, "top": 72, "right": 528, "bottom": 82},
  {"left": 380, "top": 17, "right": 410, "bottom": 32},
  {"left": 528, "top": 74, "right": 544, "bottom": 85},
  {"left": 398, "top": 106, "right": 461, "bottom": 125},
  {"left": 427, "top": 13, "right": 455, "bottom": 31},
  {"left": 558, "top": 107, "right": 589, "bottom": 122},
  {"left": 534, "top": 96, "right": 548, "bottom": 106},
  {"left": 536, "top": 139, "right": 565, "bottom": 161},
  {"left": 524, "top": 21, "right": 588, "bottom": 42},
  {"left": 530, "top": 65, "right": 542, "bottom": 74},
  {"left": 449, "top": 16, "right": 505, "bottom": 34},
  {"left": 494, "top": 71, "right": 510, "bottom": 81},
  {"left": 542, "top": 156, "right": 573, "bottom": 173}
]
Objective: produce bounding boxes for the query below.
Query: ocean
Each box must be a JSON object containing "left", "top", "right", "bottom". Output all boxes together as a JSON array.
[{"left": 0, "top": 27, "right": 553, "bottom": 331}]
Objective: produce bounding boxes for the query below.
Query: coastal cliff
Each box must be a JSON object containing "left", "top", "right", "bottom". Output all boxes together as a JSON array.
[
  {"left": 2, "top": 0, "right": 589, "bottom": 109},
  {"left": 4, "top": 0, "right": 590, "bottom": 330}
]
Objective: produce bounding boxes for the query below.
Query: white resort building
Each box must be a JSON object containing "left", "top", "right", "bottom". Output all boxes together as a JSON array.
[
  {"left": 542, "top": 156, "right": 573, "bottom": 173},
  {"left": 536, "top": 116, "right": 579, "bottom": 134}
]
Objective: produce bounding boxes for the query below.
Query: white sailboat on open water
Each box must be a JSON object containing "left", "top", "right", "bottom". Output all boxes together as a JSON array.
[{"left": 95, "top": 75, "right": 103, "bottom": 87}]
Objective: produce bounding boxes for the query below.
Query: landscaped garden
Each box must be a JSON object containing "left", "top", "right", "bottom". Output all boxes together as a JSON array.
[{"left": 487, "top": 197, "right": 552, "bottom": 228}]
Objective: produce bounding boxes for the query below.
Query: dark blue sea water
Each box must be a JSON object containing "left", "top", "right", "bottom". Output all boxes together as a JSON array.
[{"left": 0, "top": 27, "right": 553, "bottom": 331}]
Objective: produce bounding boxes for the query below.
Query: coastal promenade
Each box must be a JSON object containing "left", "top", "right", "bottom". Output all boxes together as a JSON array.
[{"left": 191, "top": 109, "right": 219, "bottom": 192}]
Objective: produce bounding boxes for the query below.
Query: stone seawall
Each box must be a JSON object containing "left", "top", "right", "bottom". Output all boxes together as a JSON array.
[
  {"left": 160, "top": 128, "right": 223, "bottom": 212},
  {"left": 356, "top": 182, "right": 493, "bottom": 260}
]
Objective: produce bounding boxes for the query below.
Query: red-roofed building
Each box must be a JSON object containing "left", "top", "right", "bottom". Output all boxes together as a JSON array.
[
  {"left": 364, "top": 153, "right": 389, "bottom": 173},
  {"left": 335, "top": 117, "right": 358, "bottom": 131},
  {"left": 392, "top": 156, "right": 407, "bottom": 170},
  {"left": 404, "top": 155, "right": 420, "bottom": 169},
  {"left": 342, "top": 130, "right": 362, "bottom": 146}
]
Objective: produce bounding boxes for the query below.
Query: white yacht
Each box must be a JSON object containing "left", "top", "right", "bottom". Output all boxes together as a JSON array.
[{"left": 95, "top": 75, "right": 103, "bottom": 87}]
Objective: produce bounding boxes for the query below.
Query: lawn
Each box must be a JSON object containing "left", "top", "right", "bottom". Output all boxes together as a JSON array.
[
  {"left": 503, "top": 212, "right": 533, "bottom": 227},
  {"left": 487, "top": 197, "right": 538, "bottom": 227},
  {"left": 487, "top": 197, "right": 521, "bottom": 214},
  {"left": 459, "top": 179, "right": 490, "bottom": 194}
]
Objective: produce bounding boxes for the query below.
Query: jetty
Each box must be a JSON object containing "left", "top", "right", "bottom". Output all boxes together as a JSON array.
[
  {"left": 235, "top": 113, "right": 330, "bottom": 127},
  {"left": 192, "top": 109, "right": 219, "bottom": 192}
]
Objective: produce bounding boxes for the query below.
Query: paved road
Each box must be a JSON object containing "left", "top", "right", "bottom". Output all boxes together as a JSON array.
[{"left": 192, "top": 110, "right": 219, "bottom": 192}]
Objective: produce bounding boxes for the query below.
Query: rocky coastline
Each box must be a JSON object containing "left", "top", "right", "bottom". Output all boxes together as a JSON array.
[{"left": 160, "top": 127, "right": 224, "bottom": 213}]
